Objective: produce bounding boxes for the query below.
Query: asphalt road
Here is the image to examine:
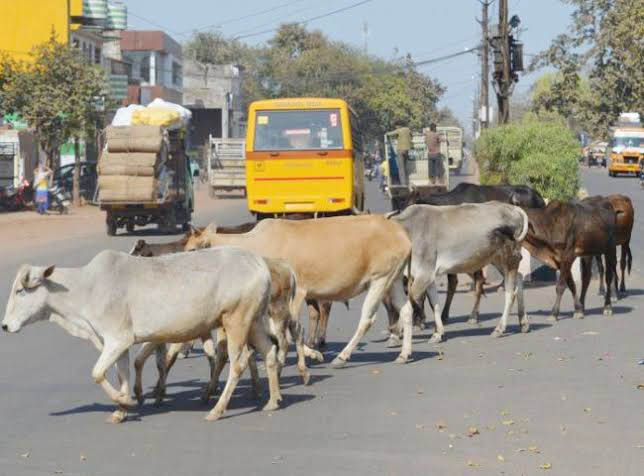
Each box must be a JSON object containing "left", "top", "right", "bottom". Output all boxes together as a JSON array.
[{"left": 1, "top": 164, "right": 643, "bottom": 476}]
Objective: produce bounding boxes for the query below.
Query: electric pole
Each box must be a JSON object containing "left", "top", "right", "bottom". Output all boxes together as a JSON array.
[
  {"left": 362, "top": 21, "right": 369, "bottom": 54},
  {"left": 478, "top": 0, "right": 493, "bottom": 129},
  {"left": 491, "top": 0, "right": 523, "bottom": 124}
]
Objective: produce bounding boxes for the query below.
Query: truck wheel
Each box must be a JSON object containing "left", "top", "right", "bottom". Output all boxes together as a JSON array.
[
  {"left": 126, "top": 222, "right": 134, "bottom": 233},
  {"left": 106, "top": 218, "right": 117, "bottom": 236},
  {"left": 609, "top": 171, "right": 616, "bottom": 177},
  {"left": 182, "top": 222, "right": 191, "bottom": 232}
]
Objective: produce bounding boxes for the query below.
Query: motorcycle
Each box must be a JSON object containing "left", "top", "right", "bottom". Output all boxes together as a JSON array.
[
  {"left": 0, "top": 179, "right": 32, "bottom": 212},
  {"left": 48, "top": 183, "right": 71, "bottom": 214}
]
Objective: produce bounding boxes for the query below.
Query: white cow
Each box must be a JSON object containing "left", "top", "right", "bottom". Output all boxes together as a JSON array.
[{"left": 2, "top": 247, "right": 280, "bottom": 423}]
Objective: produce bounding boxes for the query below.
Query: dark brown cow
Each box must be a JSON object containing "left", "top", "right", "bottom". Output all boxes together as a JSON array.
[
  {"left": 522, "top": 200, "right": 618, "bottom": 321},
  {"left": 583, "top": 195, "right": 634, "bottom": 297}
]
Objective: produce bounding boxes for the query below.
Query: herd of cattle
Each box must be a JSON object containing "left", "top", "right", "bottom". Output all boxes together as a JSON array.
[{"left": 1, "top": 183, "right": 634, "bottom": 424}]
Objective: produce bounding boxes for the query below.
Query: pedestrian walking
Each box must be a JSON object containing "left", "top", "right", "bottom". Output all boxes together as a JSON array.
[
  {"left": 33, "top": 163, "right": 52, "bottom": 215},
  {"left": 424, "top": 123, "right": 445, "bottom": 184}
]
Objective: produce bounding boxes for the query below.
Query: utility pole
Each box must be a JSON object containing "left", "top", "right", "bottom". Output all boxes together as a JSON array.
[
  {"left": 497, "top": 0, "right": 510, "bottom": 124},
  {"left": 478, "top": 0, "right": 493, "bottom": 129},
  {"left": 490, "top": 0, "right": 522, "bottom": 124}
]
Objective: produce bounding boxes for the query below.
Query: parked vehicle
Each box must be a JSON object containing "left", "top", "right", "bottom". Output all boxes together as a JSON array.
[
  {"left": 207, "top": 136, "right": 246, "bottom": 198},
  {"left": 52, "top": 161, "right": 98, "bottom": 203},
  {"left": 0, "top": 179, "right": 31, "bottom": 212},
  {"left": 585, "top": 142, "right": 607, "bottom": 167},
  {"left": 436, "top": 126, "right": 464, "bottom": 172},
  {"left": 607, "top": 114, "right": 644, "bottom": 177},
  {"left": 48, "top": 182, "right": 71, "bottom": 214}
]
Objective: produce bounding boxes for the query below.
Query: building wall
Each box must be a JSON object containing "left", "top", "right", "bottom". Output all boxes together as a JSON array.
[{"left": 0, "top": 0, "right": 79, "bottom": 61}]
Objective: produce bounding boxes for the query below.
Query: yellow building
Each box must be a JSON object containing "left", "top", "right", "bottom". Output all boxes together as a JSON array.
[{"left": 0, "top": 0, "right": 84, "bottom": 61}]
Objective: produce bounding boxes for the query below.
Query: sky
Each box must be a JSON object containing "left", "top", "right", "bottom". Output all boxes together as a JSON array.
[{"left": 125, "top": 0, "right": 574, "bottom": 132}]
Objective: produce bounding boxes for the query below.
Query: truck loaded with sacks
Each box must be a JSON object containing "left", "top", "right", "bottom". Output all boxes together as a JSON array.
[{"left": 98, "top": 100, "right": 194, "bottom": 235}]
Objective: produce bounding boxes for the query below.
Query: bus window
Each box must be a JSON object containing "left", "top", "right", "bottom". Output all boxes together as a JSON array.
[{"left": 254, "top": 110, "right": 344, "bottom": 151}]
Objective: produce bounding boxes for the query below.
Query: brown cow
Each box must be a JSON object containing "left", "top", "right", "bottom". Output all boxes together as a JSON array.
[
  {"left": 183, "top": 215, "right": 412, "bottom": 367},
  {"left": 583, "top": 194, "right": 634, "bottom": 297},
  {"left": 522, "top": 200, "right": 617, "bottom": 321}
]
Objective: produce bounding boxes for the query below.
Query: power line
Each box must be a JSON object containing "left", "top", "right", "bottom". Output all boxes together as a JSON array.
[
  {"left": 181, "top": 0, "right": 308, "bottom": 35},
  {"left": 127, "top": 11, "right": 188, "bottom": 38},
  {"left": 230, "top": 3, "right": 320, "bottom": 38},
  {"left": 414, "top": 46, "right": 481, "bottom": 67},
  {"left": 234, "top": 0, "right": 375, "bottom": 40}
]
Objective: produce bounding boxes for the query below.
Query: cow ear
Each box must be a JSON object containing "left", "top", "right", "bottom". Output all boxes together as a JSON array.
[
  {"left": 510, "top": 193, "right": 521, "bottom": 206},
  {"left": 189, "top": 225, "right": 201, "bottom": 236},
  {"left": 43, "top": 265, "right": 55, "bottom": 279},
  {"left": 20, "top": 269, "right": 31, "bottom": 288},
  {"left": 205, "top": 222, "right": 218, "bottom": 234}
]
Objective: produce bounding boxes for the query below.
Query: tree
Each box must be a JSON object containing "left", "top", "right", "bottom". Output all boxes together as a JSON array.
[
  {"left": 533, "top": 0, "right": 644, "bottom": 137},
  {"left": 2, "top": 34, "right": 106, "bottom": 205},
  {"left": 184, "top": 25, "right": 445, "bottom": 142},
  {"left": 475, "top": 113, "right": 580, "bottom": 201}
]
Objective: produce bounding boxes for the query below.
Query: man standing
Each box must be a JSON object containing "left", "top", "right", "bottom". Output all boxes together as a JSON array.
[
  {"left": 33, "top": 163, "right": 52, "bottom": 214},
  {"left": 386, "top": 126, "right": 412, "bottom": 186},
  {"left": 425, "top": 123, "right": 444, "bottom": 184}
]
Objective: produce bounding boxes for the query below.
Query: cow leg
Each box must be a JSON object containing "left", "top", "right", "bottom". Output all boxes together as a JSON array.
[
  {"left": 153, "top": 345, "right": 168, "bottom": 404},
  {"left": 200, "top": 335, "right": 218, "bottom": 403},
  {"left": 548, "top": 260, "right": 573, "bottom": 322},
  {"left": 579, "top": 257, "right": 593, "bottom": 318},
  {"left": 288, "top": 319, "right": 312, "bottom": 385},
  {"left": 383, "top": 278, "right": 406, "bottom": 347},
  {"left": 305, "top": 300, "right": 321, "bottom": 348},
  {"left": 618, "top": 245, "right": 628, "bottom": 295},
  {"left": 468, "top": 270, "right": 485, "bottom": 325},
  {"left": 110, "top": 351, "right": 132, "bottom": 424},
  {"left": 91, "top": 339, "right": 135, "bottom": 423},
  {"left": 316, "top": 301, "right": 332, "bottom": 348},
  {"left": 331, "top": 276, "right": 390, "bottom": 368},
  {"left": 205, "top": 341, "right": 252, "bottom": 422},
  {"left": 603, "top": 248, "right": 617, "bottom": 316},
  {"left": 596, "top": 255, "right": 605, "bottom": 295},
  {"left": 133, "top": 342, "right": 158, "bottom": 405},
  {"left": 248, "top": 320, "right": 282, "bottom": 412},
  {"left": 427, "top": 282, "right": 446, "bottom": 343},
  {"left": 492, "top": 268, "right": 517, "bottom": 337},
  {"left": 441, "top": 274, "right": 458, "bottom": 324},
  {"left": 566, "top": 271, "right": 584, "bottom": 320},
  {"left": 515, "top": 273, "right": 530, "bottom": 333}
]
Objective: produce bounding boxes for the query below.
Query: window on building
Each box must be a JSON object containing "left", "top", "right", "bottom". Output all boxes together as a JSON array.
[
  {"left": 72, "top": 38, "right": 80, "bottom": 48},
  {"left": 140, "top": 54, "right": 150, "bottom": 83},
  {"left": 94, "top": 46, "right": 102, "bottom": 65},
  {"left": 172, "top": 61, "right": 182, "bottom": 86}
]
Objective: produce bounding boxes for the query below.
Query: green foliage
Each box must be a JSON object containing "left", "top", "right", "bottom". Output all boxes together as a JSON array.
[
  {"left": 532, "top": 0, "right": 644, "bottom": 138},
  {"left": 1, "top": 34, "right": 106, "bottom": 166},
  {"left": 475, "top": 114, "right": 580, "bottom": 200},
  {"left": 184, "top": 24, "right": 445, "bottom": 141}
]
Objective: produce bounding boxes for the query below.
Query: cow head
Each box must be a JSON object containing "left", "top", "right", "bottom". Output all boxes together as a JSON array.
[
  {"left": 129, "top": 239, "right": 154, "bottom": 257},
  {"left": 2, "top": 264, "right": 55, "bottom": 333},
  {"left": 183, "top": 224, "right": 214, "bottom": 252}
]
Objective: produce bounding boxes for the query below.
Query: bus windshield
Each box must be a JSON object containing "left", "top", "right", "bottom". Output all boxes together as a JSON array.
[
  {"left": 254, "top": 109, "right": 344, "bottom": 151},
  {"left": 614, "top": 136, "right": 643, "bottom": 148}
]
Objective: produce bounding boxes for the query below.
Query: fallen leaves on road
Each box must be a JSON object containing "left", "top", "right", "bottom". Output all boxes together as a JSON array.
[
  {"left": 435, "top": 421, "right": 447, "bottom": 431},
  {"left": 500, "top": 409, "right": 510, "bottom": 416},
  {"left": 497, "top": 454, "right": 505, "bottom": 462},
  {"left": 80, "top": 454, "right": 87, "bottom": 462},
  {"left": 582, "top": 331, "right": 599, "bottom": 336},
  {"left": 584, "top": 407, "right": 592, "bottom": 413},
  {"left": 529, "top": 446, "right": 541, "bottom": 454},
  {"left": 20, "top": 452, "right": 29, "bottom": 459},
  {"left": 502, "top": 420, "right": 515, "bottom": 426},
  {"left": 416, "top": 424, "right": 425, "bottom": 430},
  {"left": 539, "top": 463, "right": 552, "bottom": 470},
  {"left": 635, "top": 445, "right": 644, "bottom": 449},
  {"left": 371, "top": 369, "right": 381, "bottom": 375},
  {"left": 636, "top": 383, "right": 644, "bottom": 390},
  {"left": 467, "top": 460, "right": 480, "bottom": 467},
  {"left": 467, "top": 426, "right": 480, "bottom": 437},
  {"left": 271, "top": 456, "right": 284, "bottom": 465},
  {"left": 560, "top": 424, "right": 567, "bottom": 435},
  {"left": 516, "top": 352, "right": 533, "bottom": 360}
]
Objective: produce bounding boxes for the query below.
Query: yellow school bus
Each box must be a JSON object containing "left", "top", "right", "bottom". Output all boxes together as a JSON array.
[{"left": 245, "top": 98, "right": 365, "bottom": 218}]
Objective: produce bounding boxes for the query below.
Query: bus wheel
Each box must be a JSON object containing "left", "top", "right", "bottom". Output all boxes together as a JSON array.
[{"left": 106, "top": 217, "right": 117, "bottom": 236}]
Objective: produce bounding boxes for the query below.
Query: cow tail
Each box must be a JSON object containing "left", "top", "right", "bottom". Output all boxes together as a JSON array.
[
  {"left": 627, "top": 245, "right": 632, "bottom": 275},
  {"left": 405, "top": 252, "right": 413, "bottom": 296},
  {"left": 515, "top": 207, "right": 529, "bottom": 242},
  {"left": 288, "top": 271, "right": 299, "bottom": 323}
]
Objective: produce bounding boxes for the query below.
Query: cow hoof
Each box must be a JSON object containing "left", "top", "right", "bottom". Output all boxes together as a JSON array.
[
  {"left": 263, "top": 400, "right": 280, "bottom": 412},
  {"left": 491, "top": 328, "right": 506, "bottom": 338},
  {"left": 394, "top": 354, "right": 410, "bottom": 364},
  {"left": 386, "top": 334, "right": 402, "bottom": 348},
  {"left": 467, "top": 318, "right": 479, "bottom": 326},
  {"left": 547, "top": 315, "right": 558, "bottom": 323},
  {"left": 573, "top": 311, "right": 585, "bottom": 320},
  {"left": 413, "top": 323, "right": 426, "bottom": 332},
  {"left": 520, "top": 322, "right": 531, "bottom": 333},
  {"left": 603, "top": 307, "right": 613, "bottom": 317},
  {"left": 116, "top": 394, "right": 136, "bottom": 407},
  {"left": 429, "top": 333, "right": 443, "bottom": 344},
  {"left": 107, "top": 409, "right": 127, "bottom": 424},
  {"left": 200, "top": 389, "right": 212, "bottom": 404},
  {"left": 205, "top": 409, "right": 223, "bottom": 421},
  {"left": 301, "top": 370, "right": 312, "bottom": 386},
  {"left": 177, "top": 352, "right": 187, "bottom": 360},
  {"left": 597, "top": 290, "right": 605, "bottom": 296},
  {"left": 304, "top": 347, "right": 324, "bottom": 363},
  {"left": 330, "top": 356, "right": 347, "bottom": 369}
]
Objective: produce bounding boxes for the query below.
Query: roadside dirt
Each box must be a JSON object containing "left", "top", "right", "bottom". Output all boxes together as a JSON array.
[{"left": 0, "top": 184, "right": 221, "bottom": 253}]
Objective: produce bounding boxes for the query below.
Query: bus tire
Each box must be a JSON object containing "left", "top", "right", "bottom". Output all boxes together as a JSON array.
[
  {"left": 208, "top": 187, "right": 217, "bottom": 199},
  {"left": 106, "top": 217, "right": 117, "bottom": 236}
]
